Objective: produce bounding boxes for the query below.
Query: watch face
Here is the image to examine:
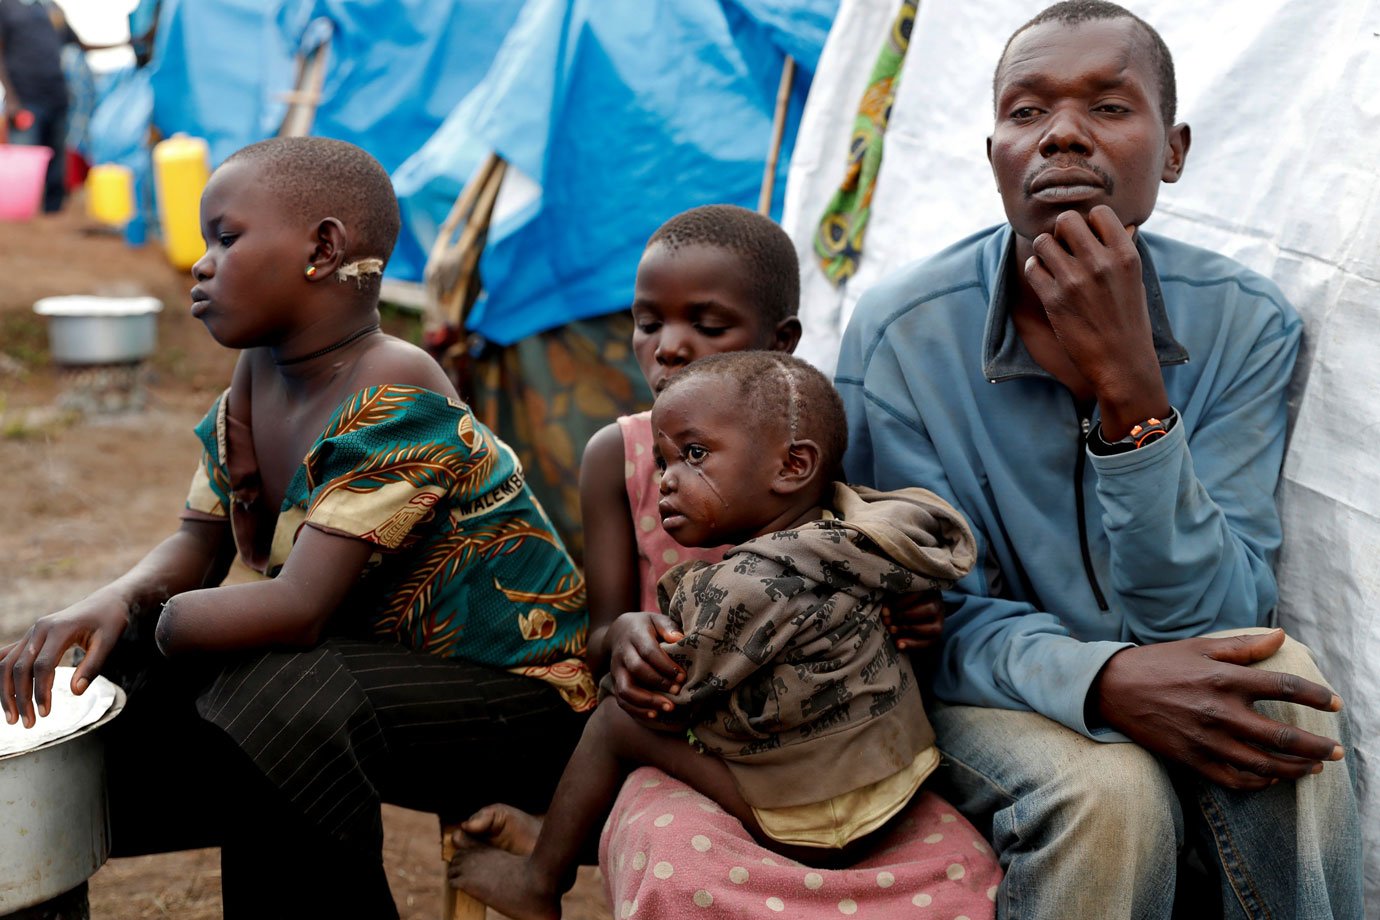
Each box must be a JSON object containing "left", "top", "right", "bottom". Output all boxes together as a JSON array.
[
  {"left": 1129, "top": 419, "right": 1161, "bottom": 437},
  {"left": 1126, "top": 413, "right": 1175, "bottom": 449},
  {"left": 1089, "top": 411, "right": 1175, "bottom": 455}
]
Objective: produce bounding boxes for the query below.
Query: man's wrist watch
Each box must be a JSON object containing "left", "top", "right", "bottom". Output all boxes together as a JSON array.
[{"left": 1088, "top": 408, "right": 1178, "bottom": 456}]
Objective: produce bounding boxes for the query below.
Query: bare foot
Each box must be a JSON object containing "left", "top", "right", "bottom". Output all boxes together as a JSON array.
[
  {"left": 447, "top": 833, "right": 562, "bottom": 920},
  {"left": 460, "top": 803, "right": 544, "bottom": 856}
]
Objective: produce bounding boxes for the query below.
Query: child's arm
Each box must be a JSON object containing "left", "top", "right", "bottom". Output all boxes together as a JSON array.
[
  {"left": 662, "top": 558, "right": 800, "bottom": 709},
  {"left": 580, "top": 423, "right": 644, "bottom": 672},
  {"left": 149, "top": 344, "right": 452, "bottom": 656},
  {"left": 1, "top": 518, "right": 233, "bottom": 726},
  {"left": 580, "top": 423, "right": 686, "bottom": 719},
  {"left": 155, "top": 523, "right": 375, "bottom": 656}
]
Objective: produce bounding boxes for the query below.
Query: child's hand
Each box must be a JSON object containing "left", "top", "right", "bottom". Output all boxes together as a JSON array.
[
  {"left": 1, "top": 597, "right": 128, "bottom": 728},
  {"left": 880, "top": 588, "right": 946, "bottom": 651},
  {"left": 606, "top": 611, "right": 685, "bottom": 722}
]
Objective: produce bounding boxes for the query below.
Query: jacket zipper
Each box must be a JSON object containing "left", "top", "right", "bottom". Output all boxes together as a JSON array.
[{"left": 1074, "top": 412, "right": 1109, "bottom": 611}]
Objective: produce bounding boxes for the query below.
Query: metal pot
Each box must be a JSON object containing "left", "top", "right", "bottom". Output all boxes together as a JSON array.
[
  {"left": 33, "top": 296, "right": 163, "bottom": 365},
  {"left": 0, "top": 688, "right": 125, "bottom": 913}
]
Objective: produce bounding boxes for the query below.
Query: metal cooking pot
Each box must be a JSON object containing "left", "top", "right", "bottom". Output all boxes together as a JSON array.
[
  {"left": 33, "top": 296, "right": 163, "bottom": 365},
  {"left": 0, "top": 687, "right": 125, "bottom": 913}
]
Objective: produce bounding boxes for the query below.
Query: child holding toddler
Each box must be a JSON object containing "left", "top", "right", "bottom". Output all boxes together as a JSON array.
[{"left": 451, "top": 351, "right": 976, "bottom": 919}]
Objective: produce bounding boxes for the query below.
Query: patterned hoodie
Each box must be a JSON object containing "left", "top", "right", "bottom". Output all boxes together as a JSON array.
[{"left": 657, "top": 483, "right": 975, "bottom": 809}]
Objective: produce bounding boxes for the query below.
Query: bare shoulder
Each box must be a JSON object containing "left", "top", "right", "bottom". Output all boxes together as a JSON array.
[
  {"left": 581, "top": 421, "right": 634, "bottom": 521},
  {"left": 349, "top": 334, "right": 458, "bottom": 398},
  {"left": 581, "top": 421, "right": 628, "bottom": 485}
]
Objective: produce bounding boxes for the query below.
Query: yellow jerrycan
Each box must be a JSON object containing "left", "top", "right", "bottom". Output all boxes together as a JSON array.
[
  {"left": 85, "top": 163, "right": 135, "bottom": 227},
  {"left": 153, "top": 134, "right": 211, "bottom": 271}
]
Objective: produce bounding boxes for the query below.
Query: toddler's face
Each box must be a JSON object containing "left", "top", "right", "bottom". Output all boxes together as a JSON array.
[
  {"left": 650, "top": 377, "right": 782, "bottom": 549},
  {"left": 631, "top": 242, "right": 777, "bottom": 396}
]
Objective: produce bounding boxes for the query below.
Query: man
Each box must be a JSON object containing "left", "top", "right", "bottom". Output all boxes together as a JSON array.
[
  {"left": 835, "top": 2, "right": 1362, "bottom": 917},
  {"left": 0, "top": 0, "right": 112, "bottom": 213}
]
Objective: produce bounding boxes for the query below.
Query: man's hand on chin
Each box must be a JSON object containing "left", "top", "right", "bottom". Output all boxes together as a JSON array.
[{"left": 1023, "top": 204, "right": 1171, "bottom": 438}]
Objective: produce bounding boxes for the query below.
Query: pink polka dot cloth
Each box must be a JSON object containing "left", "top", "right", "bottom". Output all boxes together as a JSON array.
[{"left": 600, "top": 767, "right": 1003, "bottom": 919}]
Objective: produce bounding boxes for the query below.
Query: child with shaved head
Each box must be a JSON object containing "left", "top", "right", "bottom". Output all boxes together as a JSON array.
[
  {"left": 1, "top": 137, "right": 592, "bottom": 917},
  {"left": 450, "top": 351, "right": 976, "bottom": 919}
]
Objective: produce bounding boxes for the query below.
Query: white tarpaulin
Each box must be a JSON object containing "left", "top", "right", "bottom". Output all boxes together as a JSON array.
[{"left": 782, "top": 0, "right": 1380, "bottom": 909}]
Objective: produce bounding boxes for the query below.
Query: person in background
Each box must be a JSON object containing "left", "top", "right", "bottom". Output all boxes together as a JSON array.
[{"left": 0, "top": 0, "right": 121, "bottom": 212}]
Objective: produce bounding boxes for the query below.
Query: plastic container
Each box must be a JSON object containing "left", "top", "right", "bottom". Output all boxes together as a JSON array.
[
  {"left": 0, "top": 144, "right": 54, "bottom": 221},
  {"left": 34, "top": 295, "right": 163, "bottom": 365},
  {"left": 152, "top": 134, "right": 211, "bottom": 270},
  {"left": 86, "top": 163, "right": 135, "bottom": 227}
]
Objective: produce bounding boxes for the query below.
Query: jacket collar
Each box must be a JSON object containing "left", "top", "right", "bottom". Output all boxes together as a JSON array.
[{"left": 981, "top": 225, "right": 1190, "bottom": 383}]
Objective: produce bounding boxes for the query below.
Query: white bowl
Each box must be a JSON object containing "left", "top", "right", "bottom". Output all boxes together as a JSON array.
[{"left": 33, "top": 295, "right": 163, "bottom": 365}]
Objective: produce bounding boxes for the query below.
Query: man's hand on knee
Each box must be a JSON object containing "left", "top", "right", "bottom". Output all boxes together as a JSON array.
[{"left": 1090, "top": 628, "right": 1345, "bottom": 790}]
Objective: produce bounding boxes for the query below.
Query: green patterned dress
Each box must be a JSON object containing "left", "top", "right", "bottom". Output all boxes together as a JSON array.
[{"left": 182, "top": 383, "right": 596, "bottom": 710}]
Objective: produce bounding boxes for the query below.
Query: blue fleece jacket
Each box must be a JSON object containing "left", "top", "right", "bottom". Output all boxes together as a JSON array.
[{"left": 836, "top": 224, "right": 1301, "bottom": 738}]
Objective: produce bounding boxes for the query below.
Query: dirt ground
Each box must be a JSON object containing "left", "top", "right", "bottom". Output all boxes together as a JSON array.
[{"left": 0, "top": 203, "right": 609, "bottom": 919}]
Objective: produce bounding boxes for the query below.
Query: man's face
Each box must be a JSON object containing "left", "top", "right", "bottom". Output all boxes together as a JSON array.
[{"left": 988, "top": 17, "right": 1188, "bottom": 243}]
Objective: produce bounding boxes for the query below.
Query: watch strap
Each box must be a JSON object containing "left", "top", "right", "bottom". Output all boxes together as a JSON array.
[{"left": 1088, "top": 408, "right": 1178, "bottom": 456}]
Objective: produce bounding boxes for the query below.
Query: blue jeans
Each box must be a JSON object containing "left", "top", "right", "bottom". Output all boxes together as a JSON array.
[
  {"left": 9, "top": 99, "right": 68, "bottom": 213},
  {"left": 929, "top": 629, "right": 1363, "bottom": 919}
]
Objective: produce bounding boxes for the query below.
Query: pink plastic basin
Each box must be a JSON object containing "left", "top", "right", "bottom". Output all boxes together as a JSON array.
[{"left": 0, "top": 144, "right": 54, "bottom": 221}]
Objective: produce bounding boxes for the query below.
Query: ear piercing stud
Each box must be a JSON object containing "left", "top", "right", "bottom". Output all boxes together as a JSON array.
[{"left": 305, "top": 265, "right": 318, "bottom": 278}]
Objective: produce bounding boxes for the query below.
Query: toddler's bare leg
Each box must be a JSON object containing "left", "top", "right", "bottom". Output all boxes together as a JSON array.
[{"left": 449, "top": 697, "right": 757, "bottom": 919}]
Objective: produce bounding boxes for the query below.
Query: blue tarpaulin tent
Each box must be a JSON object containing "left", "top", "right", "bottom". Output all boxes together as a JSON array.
[
  {"left": 87, "top": 0, "right": 525, "bottom": 247},
  {"left": 87, "top": 0, "right": 836, "bottom": 343},
  {"left": 109, "top": 0, "right": 518, "bottom": 169},
  {"left": 274, "top": 0, "right": 524, "bottom": 175},
  {"left": 393, "top": 0, "right": 836, "bottom": 342}
]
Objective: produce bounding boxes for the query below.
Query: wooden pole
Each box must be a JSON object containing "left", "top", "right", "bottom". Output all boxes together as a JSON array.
[
  {"left": 440, "top": 826, "right": 488, "bottom": 920},
  {"left": 758, "top": 55, "right": 796, "bottom": 215},
  {"left": 277, "top": 39, "right": 331, "bottom": 138},
  {"left": 423, "top": 153, "right": 503, "bottom": 329},
  {"left": 428, "top": 153, "right": 501, "bottom": 273}
]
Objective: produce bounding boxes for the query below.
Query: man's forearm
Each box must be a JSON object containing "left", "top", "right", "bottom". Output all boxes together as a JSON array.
[
  {"left": 1094, "top": 425, "right": 1281, "bottom": 643},
  {"left": 935, "top": 591, "right": 1134, "bottom": 738}
]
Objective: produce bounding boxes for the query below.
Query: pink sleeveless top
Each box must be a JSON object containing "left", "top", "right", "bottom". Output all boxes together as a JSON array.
[{"left": 617, "top": 411, "right": 729, "bottom": 612}]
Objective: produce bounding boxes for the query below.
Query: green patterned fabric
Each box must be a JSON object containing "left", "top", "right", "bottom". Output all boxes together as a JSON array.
[
  {"left": 184, "top": 385, "right": 595, "bottom": 708},
  {"left": 462, "top": 310, "right": 652, "bottom": 567},
  {"left": 813, "top": 0, "right": 918, "bottom": 286}
]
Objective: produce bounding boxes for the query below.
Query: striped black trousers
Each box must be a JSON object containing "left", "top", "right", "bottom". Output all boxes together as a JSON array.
[{"left": 101, "top": 636, "right": 586, "bottom": 919}]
